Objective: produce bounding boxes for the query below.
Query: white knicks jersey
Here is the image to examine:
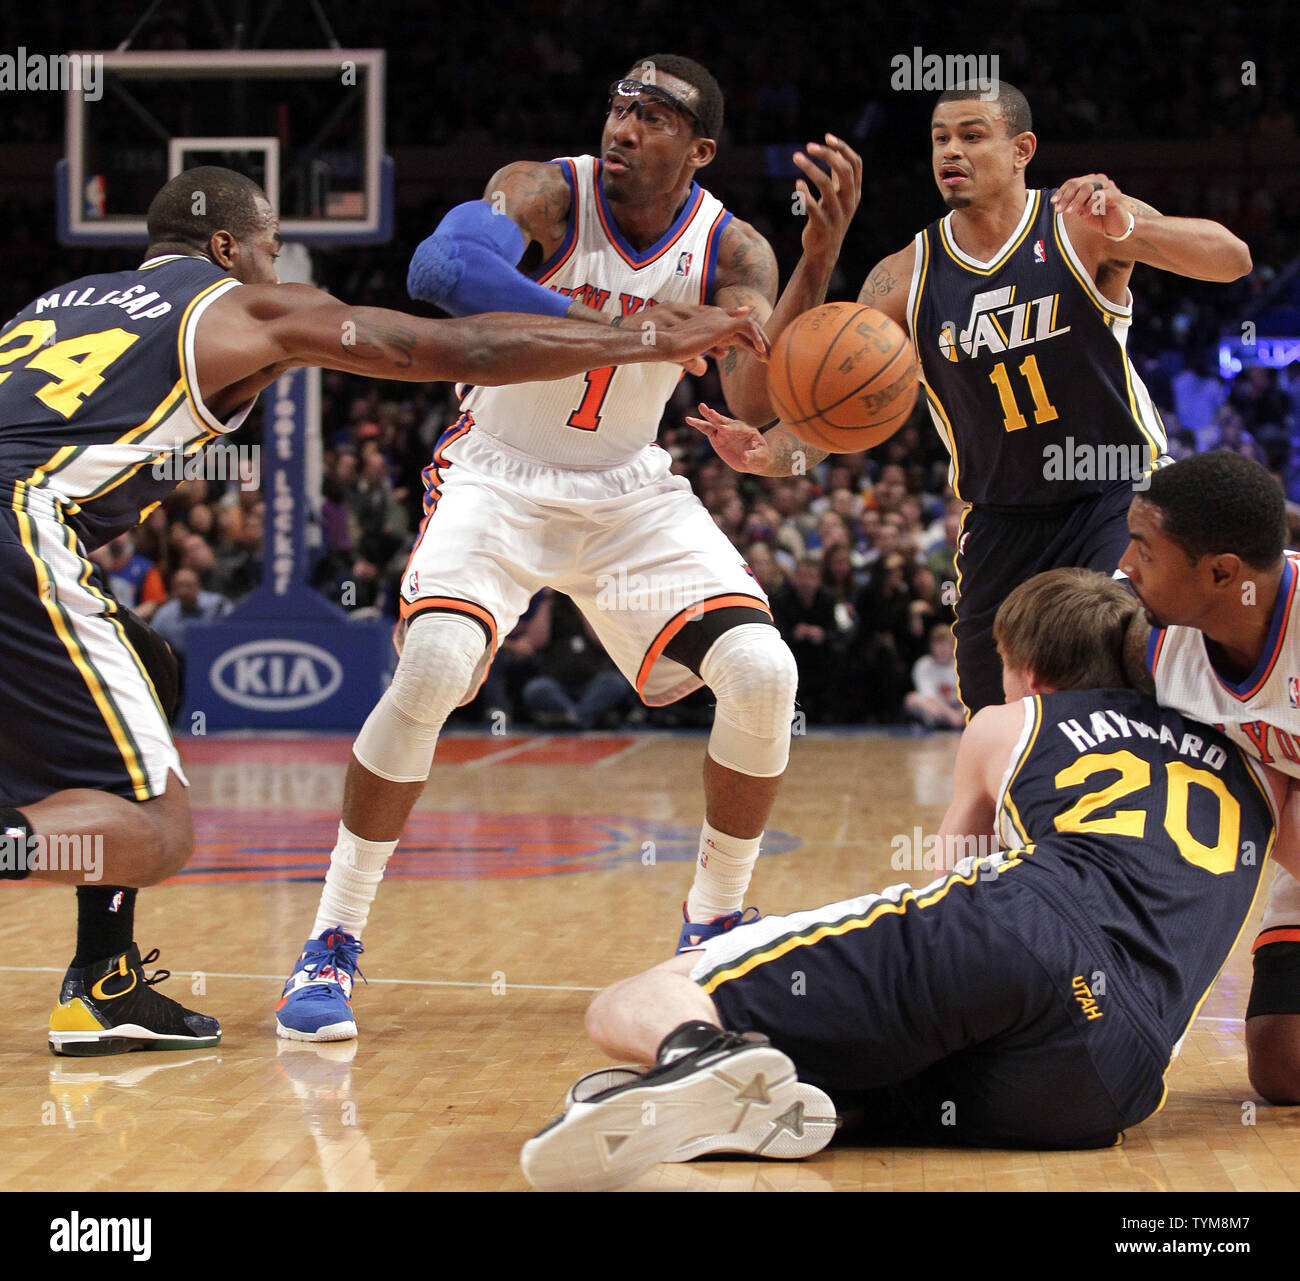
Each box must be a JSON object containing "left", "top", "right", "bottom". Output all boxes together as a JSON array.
[
  {"left": 1149, "top": 552, "right": 1300, "bottom": 780},
  {"left": 1149, "top": 555, "right": 1300, "bottom": 942},
  {"left": 459, "top": 155, "right": 733, "bottom": 468}
]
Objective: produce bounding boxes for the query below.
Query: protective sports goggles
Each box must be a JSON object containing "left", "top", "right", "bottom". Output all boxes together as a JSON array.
[{"left": 606, "top": 78, "right": 701, "bottom": 136}]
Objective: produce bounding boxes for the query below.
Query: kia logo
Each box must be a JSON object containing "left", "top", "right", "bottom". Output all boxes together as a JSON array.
[{"left": 210, "top": 640, "right": 343, "bottom": 712}]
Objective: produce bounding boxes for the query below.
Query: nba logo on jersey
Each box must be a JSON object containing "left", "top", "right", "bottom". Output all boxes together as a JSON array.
[
  {"left": 109, "top": 890, "right": 124, "bottom": 913},
  {"left": 1288, "top": 675, "right": 1300, "bottom": 708},
  {"left": 1033, "top": 239, "right": 1046, "bottom": 264},
  {"left": 676, "top": 251, "right": 693, "bottom": 278}
]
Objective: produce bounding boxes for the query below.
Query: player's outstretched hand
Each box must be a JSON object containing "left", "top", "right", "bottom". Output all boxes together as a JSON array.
[
  {"left": 686, "top": 402, "right": 773, "bottom": 474},
  {"left": 795, "top": 133, "right": 863, "bottom": 262},
  {"left": 1051, "top": 174, "right": 1132, "bottom": 238},
  {"left": 653, "top": 305, "right": 770, "bottom": 366}
]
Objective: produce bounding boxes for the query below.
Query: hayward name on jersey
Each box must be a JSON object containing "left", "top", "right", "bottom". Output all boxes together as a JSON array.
[
  {"left": 460, "top": 155, "right": 732, "bottom": 468},
  {"left": 996, "top": 687, "right": 1275, "bottom": 1040},
  {"left": 0, "top": 255, "right": 250, "bottom": 550},
  {"left": 907, "top": 189, "right": 1168, "bottom": 505}
]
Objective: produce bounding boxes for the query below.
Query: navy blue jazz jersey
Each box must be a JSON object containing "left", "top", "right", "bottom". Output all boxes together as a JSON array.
[
  {"left": 0, "top": 254, "right": 249, "bottom": 550},
  {"left": 690, "top": 687, "right": 1275, "bottom": 1148},
  {"left": 0, "top": 255, "right": 247, "bottom": 807},
  {"left": 908, "top": 189, "right": 1167, "bottom": 505},
  {"left": 999, "top": 688, "right": 1276, "bottom": 1043}
]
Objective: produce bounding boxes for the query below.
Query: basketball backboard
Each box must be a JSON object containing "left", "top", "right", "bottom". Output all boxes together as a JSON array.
[{"left": 58, "top": 49, "right": 392, "bottom": 246}]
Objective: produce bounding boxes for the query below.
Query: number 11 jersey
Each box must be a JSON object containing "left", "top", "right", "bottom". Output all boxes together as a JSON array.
[{"left": 907, "top": 188, "right": 1168, "bottom": 505}]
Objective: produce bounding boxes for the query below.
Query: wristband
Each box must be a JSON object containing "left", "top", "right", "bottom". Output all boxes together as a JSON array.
[{"left": 1104, "top": 208, "right": 1136, "bottom": 242}]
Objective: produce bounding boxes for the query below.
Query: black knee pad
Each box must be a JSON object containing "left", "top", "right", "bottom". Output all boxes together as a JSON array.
[
  {"left": 1248, "top": 940, "right": 1300, "bottom": 1018},
  {"left": 118, "top": 607, "right": 181, "bottom": 721},
  {"left": 663, "top": 605, "right": 774, "bottom": 676}
]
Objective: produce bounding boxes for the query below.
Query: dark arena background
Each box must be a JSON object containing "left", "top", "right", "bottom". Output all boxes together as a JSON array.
[{"left": 0, "top": 0, "right": 1297, "bottom": 1236}]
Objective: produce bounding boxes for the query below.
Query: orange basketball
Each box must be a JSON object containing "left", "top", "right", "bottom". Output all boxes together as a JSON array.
[{"left": 768, "top": 303, "right": 919, "bottom": 454}]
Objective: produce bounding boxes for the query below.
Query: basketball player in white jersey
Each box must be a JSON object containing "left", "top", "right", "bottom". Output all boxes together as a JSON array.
[
  {"left": 275, "top": 55, "right": 863, "bottom": 1040},
  {"left": 1119, "top": 450, "right": 1300, "bottom": 1105}
]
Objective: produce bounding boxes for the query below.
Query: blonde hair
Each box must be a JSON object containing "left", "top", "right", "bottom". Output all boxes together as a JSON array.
[{"left": 994, "top": 568, "right": 1138, "bottom": 691}]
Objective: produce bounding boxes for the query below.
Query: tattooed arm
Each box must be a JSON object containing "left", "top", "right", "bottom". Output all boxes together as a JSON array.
[
  {"left": 690, "top": 237, "right": 916, "bottom": 476},
  {"left": 686, "top": 403, "right": 829, "bottom": 477},
  {"left": 1053, "top": 175, "right": 1252, "bottom": 292},
  {"left": 711, "top": 218, "right": 781, "bottom": 419},
  {"left": 856, "top": 242, "right": 915, "bottom": 332},
  {"left": 194, "top": 284, "right": 768, "bottom": 415}
]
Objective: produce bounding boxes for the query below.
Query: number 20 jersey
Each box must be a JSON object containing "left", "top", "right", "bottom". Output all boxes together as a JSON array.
[
  {"left": 459, "top": 155, "right": 732, "bottom": 468},
  {"left": 907, "top": 188, "right": 1167, "bottom": 506},
  {"left": 995, "top": 687, "right": 1275, "bottom": 1039}
]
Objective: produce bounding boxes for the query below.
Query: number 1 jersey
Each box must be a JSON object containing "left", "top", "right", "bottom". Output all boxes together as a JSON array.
[{"left": 459, "top": 155, "right": 732, "bottom": 468}]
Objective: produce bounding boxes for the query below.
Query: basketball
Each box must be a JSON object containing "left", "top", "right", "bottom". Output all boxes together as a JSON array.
[{"left": 767, "top": 303, "right": 919, "bottom": 454}]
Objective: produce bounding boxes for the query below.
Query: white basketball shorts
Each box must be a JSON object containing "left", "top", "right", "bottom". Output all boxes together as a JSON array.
[{"left": 397, "top": 415, "right": 770, "bottom": 707}]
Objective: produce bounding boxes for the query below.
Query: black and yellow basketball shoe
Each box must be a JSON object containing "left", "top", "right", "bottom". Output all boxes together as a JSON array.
[{"left": 48, "top": 944, "right": 221, "bottom": 1056}]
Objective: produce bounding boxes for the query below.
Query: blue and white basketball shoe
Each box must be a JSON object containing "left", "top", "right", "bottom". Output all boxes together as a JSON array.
[{"left": 275, "top": 929, "right": 365, "bottom": 1042}]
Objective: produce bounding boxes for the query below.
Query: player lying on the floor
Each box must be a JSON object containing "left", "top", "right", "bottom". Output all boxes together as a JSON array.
[{"left": 521, "top": 567, "right": 1300, "bottom": 1191}]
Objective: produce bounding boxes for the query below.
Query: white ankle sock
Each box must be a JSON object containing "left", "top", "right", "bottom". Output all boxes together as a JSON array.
[
  {"left": 686, "top": 823, "right": 762, "bottom": 922},
  {"left": 311, "top": 823, "right": 397, "bottom": 940}
]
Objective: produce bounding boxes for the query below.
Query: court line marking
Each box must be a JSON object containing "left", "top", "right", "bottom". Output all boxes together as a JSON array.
[
  {"left": 0, "top": 965, "right": 598, "bottom": 992},
  {"left": 2, "top": 963, "right": 1250, "bottom": 1013},
  {"left": 463, "top": 737, "right": 554, "bottom": 769},
  {"left": 594, "top": 735, "right": 655, "bottom": 767}
]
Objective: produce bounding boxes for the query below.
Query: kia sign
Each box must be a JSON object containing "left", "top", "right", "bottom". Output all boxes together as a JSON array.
[
  {"left": 211, "top": 640, "right": 344, "bottom": 712},
  {"left": 186, "top": 617, "right": 393, "bottom": 730}
]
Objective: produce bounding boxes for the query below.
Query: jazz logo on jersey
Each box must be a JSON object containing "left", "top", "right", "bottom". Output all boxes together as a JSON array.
[
  {"left": 676, "top": 251, "right": 693, "bottom": 278},
  {"left": 1033, "top": 238, "right": 1046, "bottom": 264},
  {"left": 937, "top": 285, "right": 1070, "bottom": 362},
  {"left": 1289, "top": 675, "right": 1300, "bottom": 709}
]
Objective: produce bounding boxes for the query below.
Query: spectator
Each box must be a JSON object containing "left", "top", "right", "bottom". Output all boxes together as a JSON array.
[
  {"left": 152, "top": 565, "right": 234, "bottom": 651},
  {"left": 475, "top": 591, "right": 549, "bottom": 726},
  {"left": 92, "top": 533, "right": 167, "bottom": 619},
  {"left": 1201, "top": 405, "right": 1265, "bottom": 463},
  {"left": 210, "top": 512, "right": 261, "bottom": 600},
  {"left": 521, "top": 593, "right": 635, "bottom": 730},
  {"left": 771, "top": 557, "right": 840, "bottom": 723},
  {"left": 744, "top": 541, "right": 786, "bottom": 597},
  {"left": 905, "top": 624, "right": 965, "bottom": 730},
  {"left": 822, "top": 541, "right": 862, "bottom": 606},
  {"left": 151, "top": 566, "right": 234, "bottom": 699}
]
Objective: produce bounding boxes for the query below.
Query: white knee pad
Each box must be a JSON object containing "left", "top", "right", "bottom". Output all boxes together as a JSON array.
[
  {"left": 352, "top": 613, "right": 487, "bottom": 783},
  {"left": 700, "top": 623, "right": 798, "bottom": 778}
]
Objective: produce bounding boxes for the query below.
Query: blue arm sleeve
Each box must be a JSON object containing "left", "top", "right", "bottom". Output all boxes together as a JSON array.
[{"left": 406, "top": 200, "right": 573, "bottom": 319}]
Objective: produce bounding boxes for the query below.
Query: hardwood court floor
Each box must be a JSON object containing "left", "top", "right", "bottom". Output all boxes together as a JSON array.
[{"left": 1, "top": 729, "right": 1297, "bottom": 1193}]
